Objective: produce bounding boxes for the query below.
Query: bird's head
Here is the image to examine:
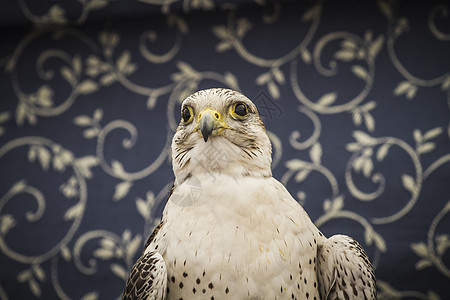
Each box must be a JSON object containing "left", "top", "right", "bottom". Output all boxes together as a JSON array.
[{"left": 171, "top": 88, "right": 272, "bottom": 179}]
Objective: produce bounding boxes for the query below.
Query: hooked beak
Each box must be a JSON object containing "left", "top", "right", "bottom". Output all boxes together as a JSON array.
[{"left": 197, "top": 108, "right": 228, "bottom": 142}]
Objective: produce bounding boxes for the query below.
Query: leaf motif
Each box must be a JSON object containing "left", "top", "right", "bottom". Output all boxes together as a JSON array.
[
  {"left": 111, "top": 160, "right": 126, "bottom": 177},
  {"left": 100, "top": 72, "right": 117, "bottom": 86},
  {"left": 110, "top": 264, "right": 128, "bottom": 280},
  {"left": 136, "top": 198, "right": 150, "bottom": 219},
  {"left": 93, "top": 248, "right": 114, "bottom": 260},
  {"left": 81, "top": 291, "right": 99, "bottom": 300},
  {"left": 100, "top": 238, "right": 115, "bottom": 249},
  {"left": 83, "top": 128, "right": 99, "bottom": 139},
  {"left": 353, "top": 131, "right": 377, "bottom": 146},
  {"left": 64, "top": 202, "right": 84, "bottom": 221},
  {"left": 176, "top": 61, "right": 196, "bottom": 75},
  {"left": 441, "top": 76, "right": 450, "bottom": 91},
  {"left": 352, "top": 110, "right": 362, "bottom": 126},
  {"left": 362, "top": 101, "right": 376, "bottom": 111},
  {"left": 377, "top": 0, "right": 393, "bottom": 19},
  {"left": 363, "top": 112, "right": 375, "bottom": 132},
  {"left": 75, "top": 156, "right": 98, "bottom": 179},
  {"left": 362, "top": 158, "right": 374, "bottom": 178},
  {"left": 32, "top": 264, "right": 46, "bottom": 282},
  {"left": 351, "top": 65, "right": 368, "bottom": 80},
  {"left": 116, "top": 51, "right": 131, "bottom": 73},
  {"left": 417, "top": 142, "right": 435, "bottom": 154},
  {"left": 236, "top": 18, "right": 252, "bottom": 38},
  {"left": 224, "top": 72, "right": 239, "bottom": 89},
  {"left": 48, "top": 4, "right": 66, "bottom": 24},
  {"left": 26, "top": 112, "right": 37, "bottom": 126},
  {"left": 364, "top": 30, "right": 373, "bottom": 42},
  {"left": 353, "top": 156, "right": 365, "bottom": 173},
  {"left": 78, "top": 80, "right": 99, "bottom": 95},
  {"left": 72, "top": 55, "right": 82, "bottom": 76},
  {"left": 331, "top": 196, "right": 344, "bottom": 212},
  {"left": 294, "top": 170, "right": 311, "bottom": 183},
  {"left": 285, "top": 159, "right": 306, "bottom": 171},
  {"left": 0, "top": 111, "right": 11, "bottom": 123},
  {"left": 267, "top": 81, "right": 280, "bottom": 99},
  {"left": 122, "top": 230, "right": 131, "bottom": 242},
  {"left": 423, "top": 127, "right": 443, "bottom": 141},
  {"left": 36, "top": 85, "right": 54, "bottom": 107},
  {"left": 323, "top": 199, "right": 331, "bottom": 212},
  {"left": 255, "top": 72, "right": 271, "bottom": 85},
  {"left": 415, "top": 258, "right": 432, "bottom": 270},
  {"left": 61, "top": 66, "right": 77, "bottom": 86},
  {"left": 61, "top": 245, "right": 72, "bottom": 261},
  {"left": 436, "top": 234, "right": 450, "bottom": 256},
  {"left": 271, "top": 68, "right": 285, "bottom": 84},
  {"left": 216, "top": 41, "right": 232, "bottom": 52},
  {"left": 17, "top": 270, "right": 31, "bottom": 282},
  {"left": 126, "top": 235, "right": 142, "bottom": 260},
  {"left": 124, "top": 64, "right": 137, "bottom": 75},
  {"left": 11, "top": 180, "right": 27, "bottom": 193},
  {"left": 212, "top": 25, "right": 230, "bottom": 40},
  {"left": 402, "top": 174, "right": 416, "bottom": 195},
  {"left": 0, "top": 214, "right": 16, "bottom": 236},
  {"left": 309, "top": 143, "right": 322, "bottom": 164},
  {"left": 413, "top": 129, "right": 422, "bottom": 144},
  {"left": 394, "top": 81, "right": 411, "bottom": 95},
  {"left": 316, "top": 92, "right": 337, "bottom": 107},
  {"left": 376, "top": 144, "right": 391, "bottom": 161},
  {"left": 393, "top": 81, "right": 417, "bottom": 99},
  {"left": 300, "top": 49, "right": 312, "bottom": 64},
  {"left": 302, "top": 4, "right": 321, "bottom": 22},
  {"left": 88, "top": 0, "right": 109, "bottom": 10},
  {"left": 345, "top": 142, "right": 361, "bottom": 152},
  {"left": 334, "top": 50, "right": 355, "bottom": 61},
  {"left": 114, "top": 181, "right": 133, "bottom": 201},
  {"left": 15, "top": 102, "right": 27, "bottom": 127},
  {"left": 29, "top": 278, "right": 41, "bottom": 297},
  {"left": 369, "top": 35, "right": 385, "bottom": 58},
  {"left": 36, "top": 146, "right": 51, "bottom": 171},
  {"left": 411, "top": 242, "right": 428, "bottom": 258},
  {"left": 74, "top": 115, "right": 92, "bottom": 127}
]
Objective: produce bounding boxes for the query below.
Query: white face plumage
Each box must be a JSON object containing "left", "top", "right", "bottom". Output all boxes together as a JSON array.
[{"left": 171, "top": 88, "right": 272, "bottom": 179}]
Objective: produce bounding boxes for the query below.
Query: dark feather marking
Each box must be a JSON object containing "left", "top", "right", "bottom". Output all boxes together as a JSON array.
[{"left": 144, "top": 221, "right": 164, "bottom": 253}]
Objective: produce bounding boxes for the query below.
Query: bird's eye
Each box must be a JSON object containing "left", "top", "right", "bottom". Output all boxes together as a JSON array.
[
  {"left": 182, "top": 106, "right": 193, "bottom": 123},
  {"left": 233, "top": 103, "right": 248, "bottom": 117}
]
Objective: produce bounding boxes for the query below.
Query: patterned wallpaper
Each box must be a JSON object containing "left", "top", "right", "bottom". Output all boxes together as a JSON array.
[{"left": 0, "top": 0, "right": 449, "bottom": 299}]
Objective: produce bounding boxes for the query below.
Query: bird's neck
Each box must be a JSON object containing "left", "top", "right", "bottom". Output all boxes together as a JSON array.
[{"left": 173, "top": 137, "right": 272, "bottom": 180}]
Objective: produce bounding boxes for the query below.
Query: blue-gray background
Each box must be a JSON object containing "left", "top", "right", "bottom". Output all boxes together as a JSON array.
[{"left": 0, "top": 0, "right": 449, "bottom": 299}]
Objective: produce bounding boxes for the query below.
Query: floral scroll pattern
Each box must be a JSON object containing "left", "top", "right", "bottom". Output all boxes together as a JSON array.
[{"left": 0, "top": 0, "right": 449, "bottom": 299}]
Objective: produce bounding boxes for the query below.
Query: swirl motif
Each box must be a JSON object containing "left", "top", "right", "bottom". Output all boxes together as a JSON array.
[{"left": 1, "top": 1, "right": 449, "bottom": 299}]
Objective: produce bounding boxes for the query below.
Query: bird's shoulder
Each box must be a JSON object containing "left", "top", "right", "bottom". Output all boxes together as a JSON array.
[{"left": 317, "top": 234, "right": 376, "bottom": 300}]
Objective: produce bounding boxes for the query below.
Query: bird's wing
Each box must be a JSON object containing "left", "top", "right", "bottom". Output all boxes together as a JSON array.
[
  {"left": 317, "top": 234, "right": 376, "bottom": 300},
  {"left": 122, "top": 251, "right": 167, "bottom": 300}
]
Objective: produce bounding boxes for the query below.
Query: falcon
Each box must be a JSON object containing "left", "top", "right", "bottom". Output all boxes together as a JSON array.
[{"left": 122, "top": 88, "right": 376, "bottom": 299}]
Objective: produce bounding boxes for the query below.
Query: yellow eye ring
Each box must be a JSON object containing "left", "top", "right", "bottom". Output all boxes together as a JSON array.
[
  {"left": 230, "top": 103, "right": 248, "bottom": 118},
  {"left": 181, "top": 106, "right": 194, "bottom": 124}
]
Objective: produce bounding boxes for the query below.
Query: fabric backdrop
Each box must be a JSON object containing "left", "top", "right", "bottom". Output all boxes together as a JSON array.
[{"left": 0, "top": 0, "right": 449, "bottom": 299}]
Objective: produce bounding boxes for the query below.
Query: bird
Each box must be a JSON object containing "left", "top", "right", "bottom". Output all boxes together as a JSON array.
[{"left": 122, "top": 88, "right": 376, "bottom": 300}]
